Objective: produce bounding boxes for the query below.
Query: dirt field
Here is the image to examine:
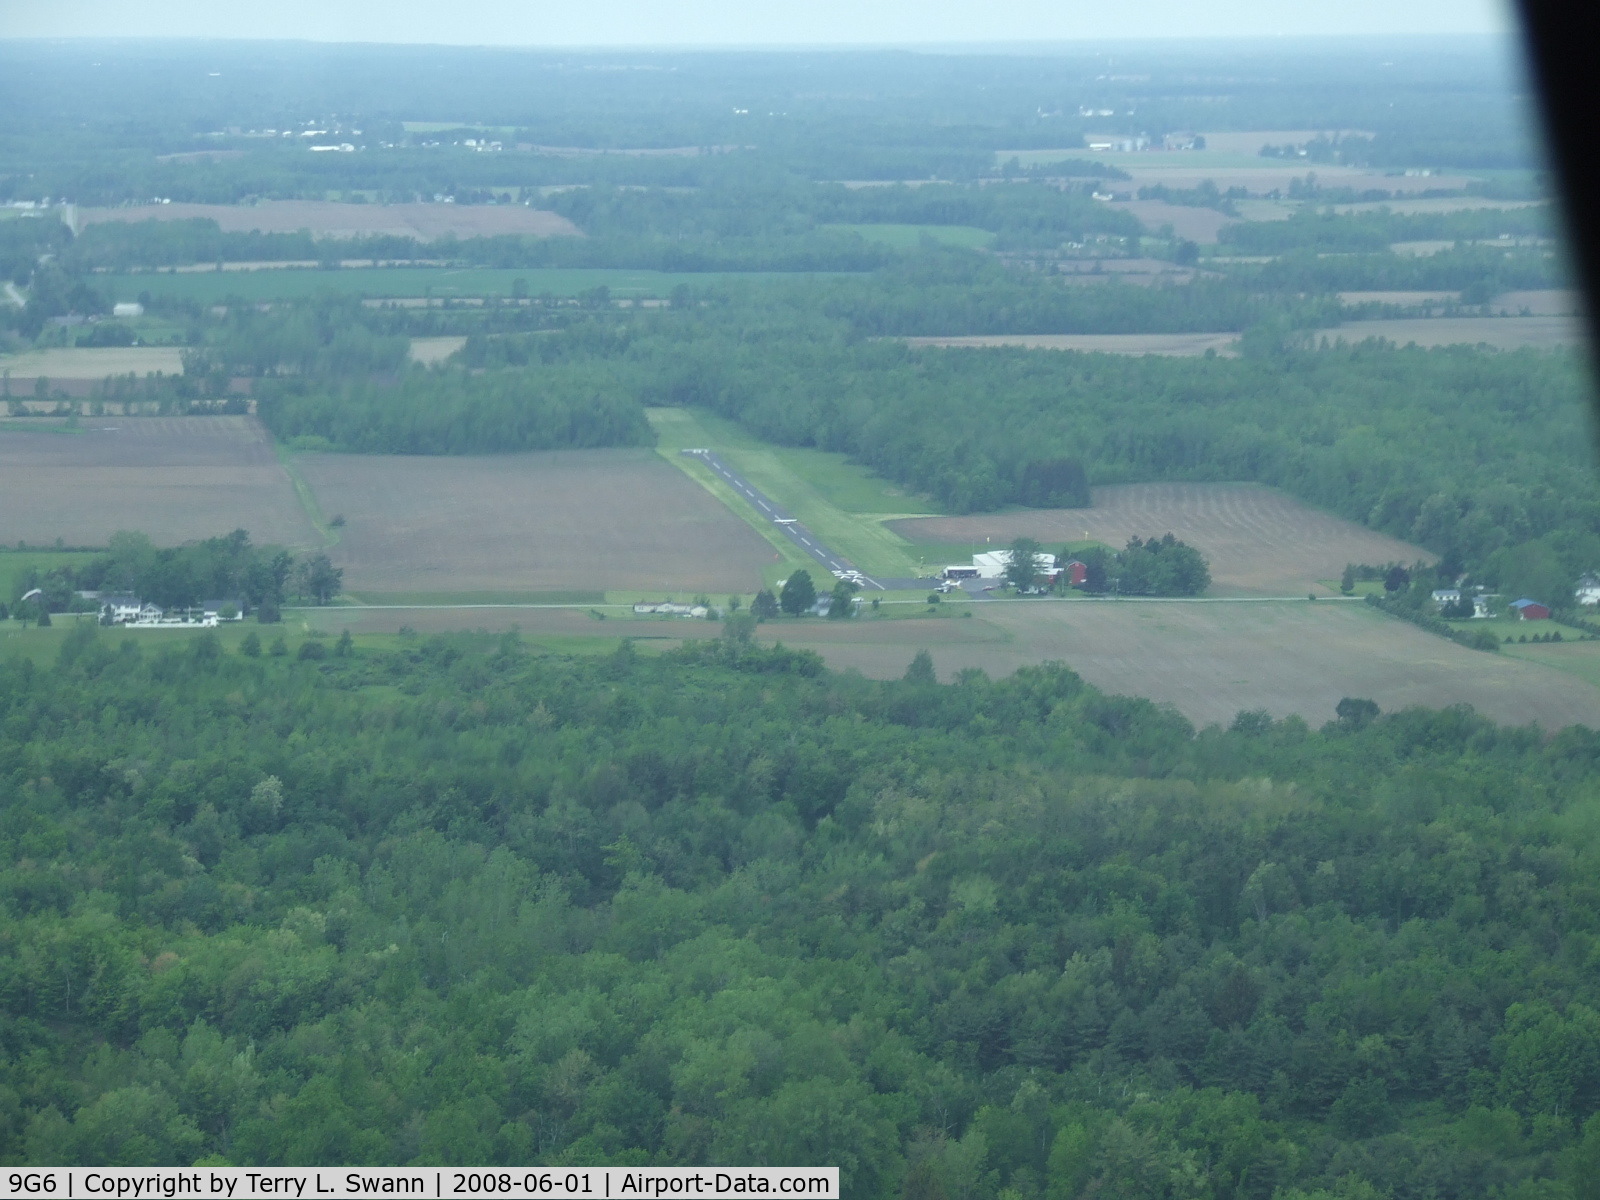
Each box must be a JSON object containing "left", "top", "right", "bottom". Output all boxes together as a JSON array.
[
  {"left": 295, "top": 448, "right": 780, "bottom": 595},
  {"left": 1108, "top": 200, "right": 1237, "bottom": 244},
  {"left": 1316, "top": 316, "right": 1585, "bottom": 351},
  {"left": 0, "top": 416, "right": 318, "bottom": 547},
  {"left": 771, "top": 601, "right": 1600, "bottom": 730},
  {"left": 902, "top": 333, "right": 1240, "bottom": 355},
  {"left": 1339, "top": 291, "right": 1459, "bottom": 307},
  {"left": 890, "top": 482, "right": 1430, "bottom": 596},
  {"left": 0, "top": 346, "right": 185, "bottom": 379},
  {"left": 408, "top": 336, "right": 467, "bottom": 365},
  {"left": 1493, "top": 289, "right": 1581, "bottom": 316},
  {"left": 76, "top": 201, "right": 581, "bottom": 241}
]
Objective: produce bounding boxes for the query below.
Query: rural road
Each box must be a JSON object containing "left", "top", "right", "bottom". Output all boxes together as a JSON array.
[{"left": 681, "top": 448, "right": 934, "bottom": 591}]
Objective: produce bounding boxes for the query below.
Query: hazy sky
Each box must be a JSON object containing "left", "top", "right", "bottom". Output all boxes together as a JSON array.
[{"left": 0, "top": 0, "right": 1515, "bottom": 45}]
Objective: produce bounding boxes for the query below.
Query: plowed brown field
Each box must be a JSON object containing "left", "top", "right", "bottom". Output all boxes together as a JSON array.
[
  {"left": 0, "top": 416, "right": 317, "bottom": 547},
  {"left": 296, "top": 448, "right": 780, "bottom": 596},
  {"left": 891, "top": 482, "right": 1431, "bottom": 595}
]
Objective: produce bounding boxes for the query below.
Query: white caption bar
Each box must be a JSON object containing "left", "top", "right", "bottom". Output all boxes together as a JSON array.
[{"left": 1, "top": 1170, "right": 839, "bottom": 1200}]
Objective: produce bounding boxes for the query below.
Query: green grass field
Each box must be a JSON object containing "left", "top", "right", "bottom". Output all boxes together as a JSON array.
[
  {"left": 101, "top": 267, "right": 841, "bottom": 305},
  {"left": 347, "top": 590, "right": 606, "bottom": 606},
  {"left": 647, "top": 407, "right": 942, "bottom": 580},
  {"left": 0, "top": 615, "right": 643, "bottom": 668},
  {"left": 823, "top": 223, "right": 995, "bottom": 250},
  {"left": 1501, "top": 636, "right": 1600, "bottom": 689}
]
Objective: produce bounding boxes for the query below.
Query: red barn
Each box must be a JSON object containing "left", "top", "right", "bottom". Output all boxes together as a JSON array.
[
  {"left": 1065, "top": 560, "right": 1088, "bottom": 587},
  {"left": 1511, "top": 598, "right": 1551, "bottom": 620}
]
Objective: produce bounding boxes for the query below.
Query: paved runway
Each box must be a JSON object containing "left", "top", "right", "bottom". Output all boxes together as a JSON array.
[{"left": 680, "top": 449, "right": 936, "bottom": 591}]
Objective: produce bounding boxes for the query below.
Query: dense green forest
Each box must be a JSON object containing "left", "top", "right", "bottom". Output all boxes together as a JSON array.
[
  {"left": 256, "top": 364, "right": 652, "bottom": 454},
  {"left": 3, "top": 625, "right": 1600, "bottom": 1196}
]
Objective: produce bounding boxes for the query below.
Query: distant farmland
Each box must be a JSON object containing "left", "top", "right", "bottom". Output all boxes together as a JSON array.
[
  {"left": 902, "top": 333, "right": 1240, "bottom": 355},
  {"left": 76, "top": 201, "right": 581, "bottom": 241},
  {"left": 892, "top": 482, "right": 1431, "bottom": 595},
  {"left": 100, "top": 266, "right": 838, "bottom": 304},
  {"left": 0, "top": 345, "right": 185, "bottom": 380},
  {"left": 1315, "top": 316, "right": 1585, "bottom": 351},
  {"left": 0, "top": 416, "right": 318, "bottom": 548},
  {"left": 295, "top": 447, "right": 780, "bottom": 596},
  {"left": 822, "top": 223, "right": 995, "bottom": 250}
]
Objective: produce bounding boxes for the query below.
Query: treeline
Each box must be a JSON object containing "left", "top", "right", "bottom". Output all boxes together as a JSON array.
[
  {"left": 5, "top": 628, "right": 1600, "bottom": 1194},
  {"left": 1241, "top": 245, "right": 1567, "bottom": 300},
  {"left": 1077, "top": 535, "right": 1211, "bottom": 596},
  {"left": 257, "top": 364, "right": 653, "bottom": 454},
  {"left": 184, "top": 298, "right": 411, "bottom": 377},
  {"left": 70, "top": 218, "right": 897, "bottom": 275},
  {"left": 69, "top": 219, "right": 431, "bottom": 271},
  {"left": 1217, "top": 204, "right": 1553, "bottom": 256},
  {"left": 6, "top": 530, "right": 323, "bottom": 616},
  {"left": 802, "top": 256, "right": 1343, "bottom": 337}
]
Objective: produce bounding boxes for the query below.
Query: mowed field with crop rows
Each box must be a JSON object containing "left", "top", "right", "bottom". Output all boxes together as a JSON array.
[
  {"left": 295, "top": 447, "right": 781, "bottom": 597},
  {"left": 0, "top": 417, "right": 318, "bottom": 547},
  {"left": 291, "top": 597, "right": 1600, "bottom": 731},
  {"left": 779, "top": 600, "right": 1600, "bottom": 729},
  {"left": 894, "top": 482, "right": 1431, "bottom": 595}
]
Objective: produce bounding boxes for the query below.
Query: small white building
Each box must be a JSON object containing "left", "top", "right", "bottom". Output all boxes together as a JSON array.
[
  {"left": 1578, "top": 574, "right": 1600, "bottom": 606},
  {"left": 633, "top": 601, "right": 708, "bottom": 618},
  {"left": 112, "top": 302, "right": 144, "bottom": 318},
  {"left": 1432, "top": 588, "right": 1462, "bottom": 610}
]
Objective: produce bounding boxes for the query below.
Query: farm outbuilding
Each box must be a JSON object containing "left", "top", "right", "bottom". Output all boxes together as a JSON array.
[{"left": 1511, "top": 598, "right": 1551, "bottom": 620}]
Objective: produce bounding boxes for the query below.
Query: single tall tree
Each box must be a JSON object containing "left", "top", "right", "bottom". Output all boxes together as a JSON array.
[
  {"left": 1003, "top": 537, "right": 1045, "bottom": 592},
  {"left": 780, "top": 569, "right": 816, "bottom": 616},
  {"left": 750, "top": 589, "right": 780, "bottom": 620},
  {"left": 827, "top": 578, "right": 859, "bottom": 618},
  {"left": 904, "top": 649, "right": 937, "bottom": 685},
  {"left": 296, "top": 553, "right": 344, "bottom": 606}
]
